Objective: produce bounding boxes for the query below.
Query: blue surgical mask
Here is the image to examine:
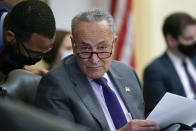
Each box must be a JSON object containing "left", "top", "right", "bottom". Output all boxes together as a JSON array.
[{"left": 61, "top": 50, "right": 73, "bottom": 60}]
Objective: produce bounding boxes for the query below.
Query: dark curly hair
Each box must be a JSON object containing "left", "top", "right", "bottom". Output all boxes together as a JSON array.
[{"left": 4, "top": 0, "right": 56, "bottom": 43}]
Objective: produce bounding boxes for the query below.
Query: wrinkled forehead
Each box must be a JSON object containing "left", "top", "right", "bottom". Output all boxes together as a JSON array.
[{"left": 72, "top": 21, "right": 114, "bottom": 44}]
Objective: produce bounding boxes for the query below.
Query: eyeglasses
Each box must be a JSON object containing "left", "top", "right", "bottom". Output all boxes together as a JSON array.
[
  {"left": 21, "top": 43, "right": 53, "bottom": 58},
  {"left": 77, "top": 51, "right": 112, "bottom": 59},
  {"left": 75, "top": 39, "right": 114, "bottom": 59}
]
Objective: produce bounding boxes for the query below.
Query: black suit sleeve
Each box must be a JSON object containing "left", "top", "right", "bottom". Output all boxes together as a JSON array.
[{"left": 143, "top": 64, "right": 167, "bottom": 117}]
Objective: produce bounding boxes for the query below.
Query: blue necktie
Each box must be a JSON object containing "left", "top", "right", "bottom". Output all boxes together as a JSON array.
[
  {"left": 182, "top": 61, "right": 196, "bottom": 95},
  {"left": 94, "top": 77, "right": 127, "bottom": 129}
]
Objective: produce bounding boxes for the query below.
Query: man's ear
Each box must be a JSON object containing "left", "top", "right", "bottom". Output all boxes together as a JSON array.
[
  {"left": 165, "top": 34, "right": 178, "bottom": 49},
  {"left": 113, "top": 36, "right": 118, "bottom": 46},
  {"left": 70, "top": 36, "right": 77, "bottom": 54},
  {"left": 112, "top": 36, "right": 118, "bottom": 53},
  {"left": 70, "top": 36, "right": 75, "bottom": 48},
  {"left": 4, "top": 30, "right": 16, "bottom": 44}
]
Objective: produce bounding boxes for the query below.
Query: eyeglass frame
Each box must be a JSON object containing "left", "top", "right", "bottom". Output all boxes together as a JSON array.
[
  {"left": 21, "top": 43, "right": 53, "bottom": 58},
  {"left": 75, "top": 40, "right": 114, "bottom": 59}
]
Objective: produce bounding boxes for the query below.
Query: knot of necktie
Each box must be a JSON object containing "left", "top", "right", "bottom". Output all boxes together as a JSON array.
[
  {"left": 94, "top": 77, "right": 111, "bottom": 94},
  {"left": 94, "top": 77, "right": 107, "bottom": 86}
]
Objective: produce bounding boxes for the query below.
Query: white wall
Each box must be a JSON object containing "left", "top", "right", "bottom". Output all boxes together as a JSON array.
[
  {"left": 48, "top": 0, "right": 111, "bottom": 31},
  {"left": 48, "top": 0, "right": 196, "bottom": 79},
  {"left": 134, "top": 0, "right": 196, "bottom": 79},
  {"left": 151, "top": 0, "right": 196, "bottom": 57}
]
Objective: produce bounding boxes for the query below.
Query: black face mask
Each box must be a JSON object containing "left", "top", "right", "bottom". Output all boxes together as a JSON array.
[
  {"left": 5, "top": 44, "right": 41, "bottom": 65},
  {"left": 0, "top": 44, "right": 41, "bottom": 75},
  {"left": 178, "top": 42, "right": 196, "bottom": 57},
  {"left": 13, "top": 52, "right": 42, "bottom": 65}
]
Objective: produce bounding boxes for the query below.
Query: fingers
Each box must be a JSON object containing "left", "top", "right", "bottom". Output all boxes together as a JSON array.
[
  {"left": 24, "top": 65, "right": 48, "bottom": 75},
  {"left": 137, "top": 126, "right": 160, "bottom": 131},
  {"left": 39, "top": 68, "right": 48, "bottom": 75},
  {"left": 131, "top": 120, "right": 158, "bottom": 127},
  {"left": 120, "top": 120, "right": 160, "bottom": 131}
]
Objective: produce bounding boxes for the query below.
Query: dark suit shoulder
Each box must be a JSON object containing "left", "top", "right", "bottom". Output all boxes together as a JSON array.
[
  {"left": 111, "top": 60, "right": 135, "bottom": 73},
  {"left": 192, "top": 54, "right": 196, "bottom": 67},
  {"left": 37, "top": 55, "right": 79, "bottom": 100},
  {"left": 146, "top": 54, "right": 167, "bottom": 69},
  {"left": 111, "top": 60, "right": 140, "bottom": 82},
  {"left": 46, "top": 55, "right": 74, "bottom": 78},
  {"left": 112, "top": 59, "right": 140, "bottom": 77},
  {"left": 144, "top": 53, "right": 170, "bottom": 76}
]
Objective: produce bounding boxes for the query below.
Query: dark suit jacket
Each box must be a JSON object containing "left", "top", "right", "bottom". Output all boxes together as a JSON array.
[
  {"left": 35, "top": 55, "right": 145, "bottom": 131},
  {"left": 143, "top": 52, "right": 196, "bottom": 117},
  {"left": 0, "top": 2, "right": 12, "bottom": 84},
  {"left": 0, "top": 1, "right": 12, "bottom": 12},
  {"left": 0, "top": 98, "right": 89, "bottom": 131}
]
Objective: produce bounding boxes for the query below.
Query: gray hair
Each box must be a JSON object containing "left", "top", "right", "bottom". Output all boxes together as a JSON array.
[{"left": 71, "top": 8, "right": 116, "bottom": 36}]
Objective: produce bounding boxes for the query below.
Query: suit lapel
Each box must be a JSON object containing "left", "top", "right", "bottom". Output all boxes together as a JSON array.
[
  {"left": 163, "top": 53, "right": 186, "bottom": 96},
  {"left": 68, "top": 58, "right": 109, "bottom": 130},
  {"left": 191, "top": 55, "right": 196, "bottom": 69},
  {"left": 108, "top": 64, "right": 143, "bottom": 119}
]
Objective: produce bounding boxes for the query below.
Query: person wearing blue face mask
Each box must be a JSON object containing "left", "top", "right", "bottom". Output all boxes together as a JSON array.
[
  {"left": 34, "top": 30, "right": 72, "bottom": 70},
  {"left": 143, "top": 12, "right": 196, "bottom": 117},
  {"left": 0, "top": 0, "right": 56, "bottom": 83}
]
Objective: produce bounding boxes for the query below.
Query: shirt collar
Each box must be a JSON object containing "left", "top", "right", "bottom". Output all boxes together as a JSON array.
[
  {"left": 167, "top": 50, "right": 183, "bottom": 65},
  {"left": 167, "top": 50, "right": 191, "bottom": 66},
  {"left": 87, "top": 72, "right": 109, "bottom": 82}
]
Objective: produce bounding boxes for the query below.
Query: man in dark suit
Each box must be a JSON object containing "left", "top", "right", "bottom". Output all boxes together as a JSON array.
[
  {"left": 35, "top": 9, "right": 159, "bottom": 131},
  {"left": 143, "top": 13, "right": 196, "bottom": 117},
  {"left": 0, "top": 0, "right": 56, "bottom": 84}
]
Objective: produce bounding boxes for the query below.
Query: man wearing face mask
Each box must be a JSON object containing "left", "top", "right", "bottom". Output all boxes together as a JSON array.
[
  {"left": 0, "top": 0, "right": 56, "bottom": 83},
  {"left": 33, "top": 30, "right": 72, "bottom": 70},
  {"left": 143, "top": 12, "right": 196, "bottom": 117}
]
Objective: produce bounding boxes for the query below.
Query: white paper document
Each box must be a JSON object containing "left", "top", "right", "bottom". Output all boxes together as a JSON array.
[{"left": 146, "top": 92, "right": 196, "bottom": 130}]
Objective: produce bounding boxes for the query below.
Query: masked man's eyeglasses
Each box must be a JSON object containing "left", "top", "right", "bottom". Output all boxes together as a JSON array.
[{"left": 21, "top": 43, "right": 53, "bottom": 58}]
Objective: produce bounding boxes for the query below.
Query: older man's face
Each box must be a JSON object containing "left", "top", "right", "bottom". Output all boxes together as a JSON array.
[{"left": 72, "top": 20, "right": 117, "bottom": 79}]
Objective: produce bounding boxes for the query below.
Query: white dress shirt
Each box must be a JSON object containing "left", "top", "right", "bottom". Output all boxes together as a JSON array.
[
  {"left": 88, "top": 73, "right": 132, "bottom": 131},
  {"left": 167, "top": 51, "right": 196, "bottom": 99}
]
